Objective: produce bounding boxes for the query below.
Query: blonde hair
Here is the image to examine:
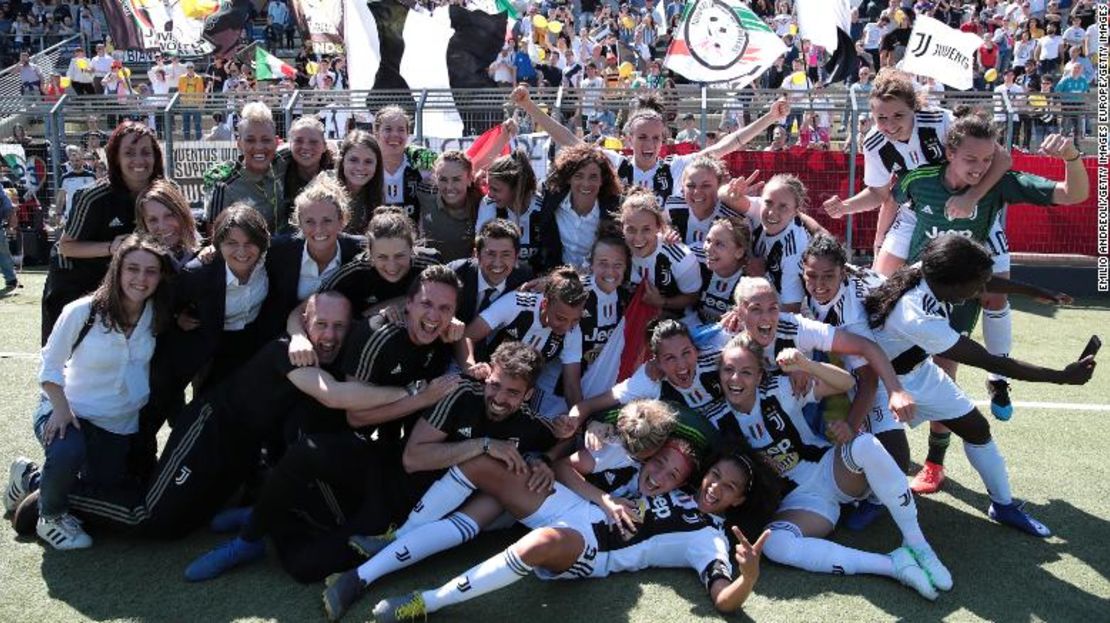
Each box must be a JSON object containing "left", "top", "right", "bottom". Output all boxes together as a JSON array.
[
  {"left": 292, "top": 174, "right": 351, "bottom": 226},
  {"left": 616, "top": 399, "right": 678, "bottom": 457},
  {"left": 733, "top": 276, "right": 778, "bottom": 307},
  {"left": 289, "top": 115, "right": 326, "bottom": 136},
  {"left": 683, "top": 155, "right": 728, "bottom": 183},
  {"left": 720, "top": 331, "right": 767, "bottom": 374},
  {"left": 237, "top": 101, "right": 275, "bottom": 134},
  {"left": 617, "top": 187, "right": 668, "bottom": 228},
  {"left": 764, "top": 173, "right": 809, "bottom": 213}
]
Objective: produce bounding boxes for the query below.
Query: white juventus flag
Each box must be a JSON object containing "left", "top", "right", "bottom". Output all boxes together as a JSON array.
[
  {"left": 900, "top": 13, "right": 982, "bottom": 90},
  {"left": 344, "top": 0, "right": 509, "bottom": 137}
]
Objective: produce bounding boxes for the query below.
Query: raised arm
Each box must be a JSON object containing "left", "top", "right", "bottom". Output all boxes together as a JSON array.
[
  {"left": 940, "top": 335, "right": 1095, "bottom": 385},
  {"left": 699, "top": 98, "right": 790, "bottom": 160},
  {"left": 1040, "top": 133, "right": 1089, "bottom": 204},
  {"left": 509, "top": 84, "right": 581, "bottom": 148}
]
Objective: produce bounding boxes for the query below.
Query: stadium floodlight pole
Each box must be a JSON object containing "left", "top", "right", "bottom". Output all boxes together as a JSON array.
[
  {"left": 700, "top": 83, "right": 708, "bottom": 149},
  {"left": 163, "top": 91, "right": 180, "bottom": 174},
  {"left": 46, "top": 93, "right": 67, "bottom": 201},
  {"left": 846, "top": 87, "right": 859, "bottom": 256}
]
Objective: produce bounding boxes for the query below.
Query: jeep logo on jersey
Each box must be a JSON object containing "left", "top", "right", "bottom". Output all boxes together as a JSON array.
[
  {"left": 684, "top": 0, "right": 749, "bottom": 70},
  {"left": 924, "top": 226, "right": 974, "bottom": 240}
]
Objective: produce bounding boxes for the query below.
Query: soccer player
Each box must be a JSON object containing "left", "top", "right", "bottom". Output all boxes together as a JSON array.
[
  {"left": 895, "top": 119, "right": 1089, "bottom": 492},
  {"left": 619, "top": 189, "right": 703, "bottom": 314},
  {"left": 865, "top": 234, "right": 1094, "bottom": 538}
]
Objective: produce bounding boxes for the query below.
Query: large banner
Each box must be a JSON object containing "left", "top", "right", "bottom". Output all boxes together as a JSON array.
[
  {"left": 100, "top": 0, "right": 251, "bottom": 57},
  {"left": 171, "top": 141, "right": 238, "bottom": 205},
  {"left": 291, "top": 0, "right": 345, "bottom": 56}
]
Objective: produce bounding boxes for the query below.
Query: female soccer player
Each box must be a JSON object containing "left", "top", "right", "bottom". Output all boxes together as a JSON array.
[
  {"left": 704, "top": 334, "right": 950, "bottom": 600},
  {"left": 619, "top": 189, "right": 702, "bottom": 313},
  {"left": 333, "top": 129, "right": 384, "bottom": 235},
  {"left": 475, "top": 149, "right": 541, "bottom": 266},
  {"left": 417, "top": 150, "right": 484, "bottom": 263},
  {"left": 135, "top": 179, "right": 199, "bottom": 269},
  {"left": 689, "top": 216, "right": 752, "bottom": 327},
  {"left": 279, "top": 116, "right": 335, "bottom": 220},
  {"left": 662, "top": 156, "right": 744, "bottom": 253},
  {"left": 42, "top": 121, "right": 164, "bottom": 345},
  {"left": 865, "top": 234, "right": 1095, "bottom": 538}
]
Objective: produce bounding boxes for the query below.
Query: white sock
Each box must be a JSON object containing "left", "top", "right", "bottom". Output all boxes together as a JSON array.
[
  {"left": 842, "top": 435, "right": 926, "bottom": 548},
  {"left": 963, "top": 440, "right": 1013, "bottom": 505},
  {"left": 983, "top": 304, "right": 1012, "bottom": 382},
  {"left": 396, "top": 466, "right": 476, "bottom": 537},
  {"left": 358, "top": 512, "right": 479, "bottom": 585},
  {"left": 422, "top": 547, "right": 533, "bottom": 613},
  {"left": 763, "top": 523, "right": 893, "bottom": 577}
]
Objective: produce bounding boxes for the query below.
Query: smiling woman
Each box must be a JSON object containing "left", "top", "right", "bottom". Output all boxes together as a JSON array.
[{"left": 41, "top": 121, "right": 165, "bottom": 347}]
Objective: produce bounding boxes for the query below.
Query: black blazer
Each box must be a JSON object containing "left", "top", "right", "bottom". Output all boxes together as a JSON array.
[
  {"left": 448, "top": 257, "right": 533, "bottom": 325},
  {"left": 257, "top": 232, "right": 364, "bottom": 341},
  {"left": 530, "top": 187, "right": 619, "bottom": 275}
]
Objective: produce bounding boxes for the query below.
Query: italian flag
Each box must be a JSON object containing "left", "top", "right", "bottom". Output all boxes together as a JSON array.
[
  {"left": 664, "top": 0, "right": 786, "bottom": 86},
  {"left": 254, "top": 46, "right": 296, "bottom": 81}
]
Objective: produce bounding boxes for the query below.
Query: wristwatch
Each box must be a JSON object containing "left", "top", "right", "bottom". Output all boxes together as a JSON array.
[
  {"left": 482, "top": 437, "right": 491, "bottom": 454},
  {"left": 1064, "top": 150, "right": 1083, "bottom": 162}
]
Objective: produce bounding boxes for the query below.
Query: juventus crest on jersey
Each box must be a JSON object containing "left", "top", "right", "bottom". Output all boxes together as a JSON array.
[
  {"left": 862, "top": 108, "right": 953, "bottom": 189},
  {"left": 482, "top": 291, "right": 583, "bottom": 364},
  {"left": 752, "top": 218, "right": 809, "bottom": 305},
  {"left": 630, "top": 240, "right": 702, "bottom": 299}
]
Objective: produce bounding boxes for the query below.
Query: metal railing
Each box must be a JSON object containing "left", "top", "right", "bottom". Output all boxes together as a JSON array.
[{"left": 4, "top": 85, "right": 1100, "bottom": 228}]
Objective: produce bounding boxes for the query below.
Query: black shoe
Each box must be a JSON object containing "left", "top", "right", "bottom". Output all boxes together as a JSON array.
[{"left": 323, "top": 569, "right": 365, "bottom": 621}]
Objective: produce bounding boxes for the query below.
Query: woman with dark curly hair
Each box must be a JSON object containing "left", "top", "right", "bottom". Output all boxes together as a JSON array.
[
  {"left": 42, "top": 121, "right": 165, "bottom": 346},
  {"left": 528, "top": 143, "right": 622, "bottom": 274}
]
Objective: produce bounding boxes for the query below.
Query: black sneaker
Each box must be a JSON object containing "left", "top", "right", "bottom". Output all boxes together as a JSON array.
[
  {"left": 323, "top": 569, "right": 365, "bottom": 621},
  {"left": 986, "top": 379, "right": 1013, "bottom": 421}
]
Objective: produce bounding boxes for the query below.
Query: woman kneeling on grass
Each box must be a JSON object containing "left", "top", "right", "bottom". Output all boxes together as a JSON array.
[{"left": 6, "top": 234, "right": 174, "bottom": 550}]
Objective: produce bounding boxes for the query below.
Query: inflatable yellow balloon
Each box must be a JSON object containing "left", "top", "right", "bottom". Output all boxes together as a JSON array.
[
  {"left": 789, "top": 23, "right": 798, "bottom": 36},
  {"left": 602, "top": 136, "right": 623, "bottom": 150},
  {"left": 621, "top": 16, "right": 634, "bottom": 29},
  {"left": 792, "top": 72, "right": 806, "bottom": 85},
  {"left": 538, "top": 48, "right": 546, "bottom": 61},
  {"left": 548, "top": 20, "right": 563, "bottom": 34},
  {"left": 307, "top": 61, "right": 319, "bottom": 76},
  {"left": 984, "top": 68, "right": 998, "bottom": 82},
  {"left": 532, "top": 15, "right": 548, "bottom": 29},
  {"left": 76, "top": 58, "right": 90, "bottom": 71},
  {"left": 619, "top": 61, "right": 634, "bottom": 79},
  {"left": 60, "top": 76, "right": 71, "bottom": 88}
]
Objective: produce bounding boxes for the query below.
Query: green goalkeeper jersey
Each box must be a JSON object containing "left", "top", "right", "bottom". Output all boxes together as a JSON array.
[{"left": 901, "top": 164, "right": 1058, "bottom": 261}]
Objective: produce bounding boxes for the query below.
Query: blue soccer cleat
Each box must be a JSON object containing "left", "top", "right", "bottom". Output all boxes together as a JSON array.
[
  {"left": 184, "top": 536, "right": 266, "bottom": 582},
  {"left": 987, "top": 380, "right": 1014, "bottom": 421},
  {"left": 989, "top": 499, "right": 1051, "bottom": 538},
  {"left": 208, "top": 506, "right": 253, "bottom": 533},
  {"left": 843, "top": 499, "right": 886, "bottom": 532}
]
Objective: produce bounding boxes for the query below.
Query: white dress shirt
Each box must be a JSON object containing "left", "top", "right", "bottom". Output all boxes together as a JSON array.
[
  {"left": 297, "top": 242, "right": 342, "bottom": 301},
  {"left": 39, "top": 296, "right": 156, "bottom": 435},
  {"left": 224, "top": 260, "right": 269, "bottom": 330},
  {"left": 555, "top": 195, "right": 600, "bottom": 269},
  {"left": 475, "top": 267, "right": 508, "bottom": 313}
]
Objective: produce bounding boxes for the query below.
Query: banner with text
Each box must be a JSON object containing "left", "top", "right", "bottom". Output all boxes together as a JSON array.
[{"left": 172, "top": 141, "right": 239, "bottom": 206}]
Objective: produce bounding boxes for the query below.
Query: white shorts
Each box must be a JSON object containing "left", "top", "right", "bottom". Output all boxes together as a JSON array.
[
  {"left": 521, "top": 483, "right": 608, "bottom": 581},
  {"left": 986, "top": 208, "right": 1010, "bottom": 274},
  {"left": 899, "top": 361, "right": 977, "bottom": 426},
  {"left": 777, "top": 449, "right": 859, "bottom": 526},
  {"left": 878, "top": 205, "right": 916, "bottom": 259},
  {"left": 853, "top": 380, "right": 904, "bottom": 436}
]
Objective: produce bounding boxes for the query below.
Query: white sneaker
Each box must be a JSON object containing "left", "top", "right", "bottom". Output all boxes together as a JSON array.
[
  {"left": 37, "top": 513, "right": 93, "bottom": 550},
  {"left": 4, "top": 457, "right": 37, "bottom": 514},
  {"left": 909, "top": 544, "right": 953, "bottom": 591},
  {"left": 890, "top": 547, "right": 938, "bottom": 601}
]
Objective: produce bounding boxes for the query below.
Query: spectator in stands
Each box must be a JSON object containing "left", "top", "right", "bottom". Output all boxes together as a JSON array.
[
  {"left": 862, "top": 14, "right": 890, "bottom": 70},
  {"left": 83, "top": 116, "right": 108, "bottom": 151},
  {"left": 513, "top": 39, "right": 538, "bottom": 86},
  {"left": 779, "top": 58, "right": 811, "bottom": 132},
  {"left": 1062, "top": 45, "right": 1095, "bottom": 84},
  {"left": 797, "top": 111, "right": 830, "bottom": 150},
  {"left": 879, "top": 8, "right": 914, "bottom": 67},
  {"left": 77, "top": 5, "right": 101, "bottom": 45},
  {"left": 0, "top": 184, "right": 17, "bottom": 290},
  {"left": 178, "top": 62, "right": 206, "bottom": 141},
  {"left": 41, "top": 73, "right": 63, "bottom": 101},
  {"left": 149, "top": 66, "right": 170, "bottom": 99},
  {"left": 18, "top": 52, "right": 43, "bottom": 95},
  {"left": 978, "top": 32, "right": 1000, "bottom": 70},
  {"left": 489, "top": 44, "right": 515, "bottom": 86},
  {"left": 1036, "top": 21, "right": 1063, "bottom": 74},
  {"left": 166, "top": 55, "right": 186, "bottom": 89},
  {"left": 1054, "top": 61, "right": 1090, "bottom": 138},
  {"left": 675, "top": 113, "right": 700, "bottom": 143},
  {"left": 993, "top": 68, "right": 1025, "bottom": 144},
  {"left": 205, "top": 112, "right": 233, "bottom": 141},
  {"left": 56, "top": 145, "right": 97, "bottom": 224},
  {"left": 90, "top": 42, "right": 113, "bottom": 93},
  {"left": 267, "top": 0, "right": 293, "bottom": 50},
  {"left": 66, "top": 48, "right": 95, "bottom": 95}
]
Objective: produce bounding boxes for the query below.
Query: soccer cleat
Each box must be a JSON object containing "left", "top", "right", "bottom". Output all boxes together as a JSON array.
[
  {"left": 349, "top": 527, "right": 396, "bottom": 560},
  {"left": 209, "top": 506, "right": 253, "bottom": 533},
  {"left": 909, "top": 461, "right": 946, "bottom": 495},
  {"left": 986, "top": 380, "right": 1014, "bottom": 421},
  {"left": 908, "top": 545, "right": 953, "bottom": 591},
  {"left": 37, "top": 513, "right": 93, "bottom": 550},
  {"left": 372, "top": 591, "right": 428, "bottom": 623},
  {"left": 989, "top": 499, "right": 1052, "bottom": 538},
  {"left": 5, "top": 457, "right": 38, "bottom": 514},
  {"left": 184, "top": 537, "right": 266, "bottom": 582},
  {"left": 323, "top": 569, "right": 365, "bottom": 621},
  {"left": 843, "top": 499, "right": 886, "bottom": 532},
  {"left": 889, "top": 547, "right": 938, "bottom": 601}
]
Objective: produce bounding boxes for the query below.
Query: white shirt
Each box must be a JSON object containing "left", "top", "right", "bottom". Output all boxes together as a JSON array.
[
  {"left": 871, "top": 276, "right": 960, "bottom": 366},
  {"left": 1037, "top": 34, "right": 1062, "bottom": 60},
  {"left": 555, "top": 194, "right": 600, "bottom": 269},
  {"left": 91, "top": 53, "right": 114, "bottom": 75},
  {"left": 1062, "top": 25, "right": 1086, "bottom": 46},
  {"left": 479, "top": 291, "right": 583, "bottom": 365},
  {"left": 383, "top": 162, "right": 408, "bottom": 204},
  {"left": 1087, "top": 24, "right": 1099, "bottom": 57},
  {"left": 806, "top": 271, "right": 884, "bottom": 371},
  {"left": 993, "top": 83, "right": 1025, "bottom": 121},
  {"left": 629, "top": 236, "right": 702, "bottom": 296},
  {"left": 39, "top": 296, "right": 156, "bottom": 434},
  {"left": 862, "top": 108, "right": 954, "bottom": 188},
  {"left": 475, "top": 267, "right": 508, "bottom": 311},
  {"left": 297, "top": 242, "right": 342, "bottom": 301},
  {"left": 224, "top": 261, "right": 269, "bottom": 330}
]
